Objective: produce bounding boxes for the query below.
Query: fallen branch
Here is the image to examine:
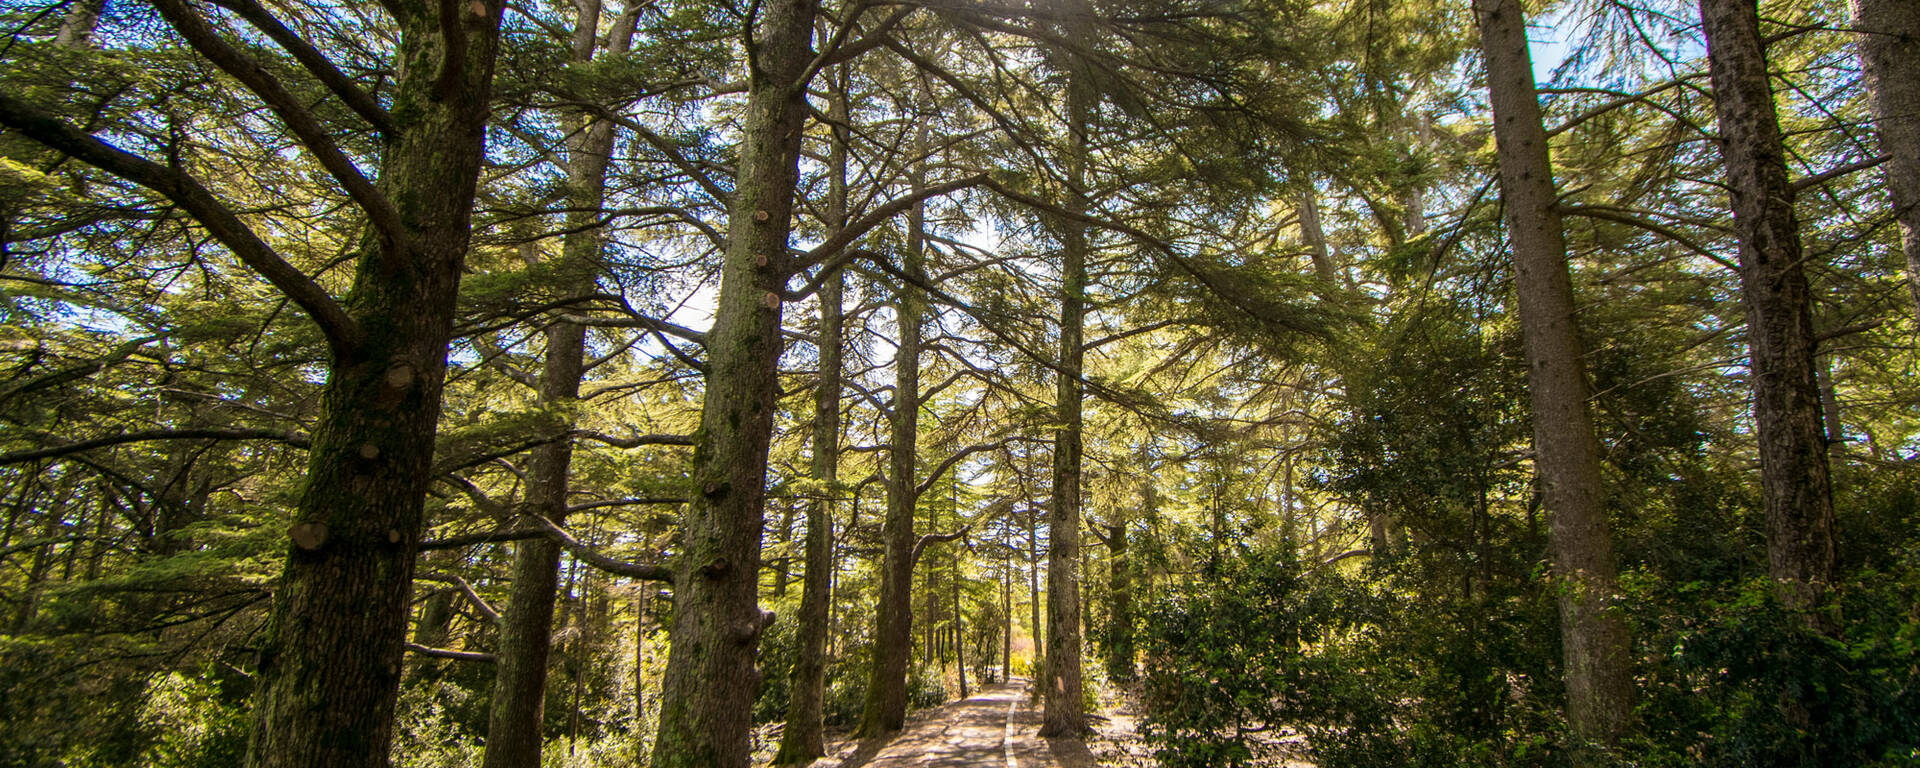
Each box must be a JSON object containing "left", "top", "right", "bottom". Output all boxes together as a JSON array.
[{"left": 405, "top": 643, "right": 495, "bottom": 663}]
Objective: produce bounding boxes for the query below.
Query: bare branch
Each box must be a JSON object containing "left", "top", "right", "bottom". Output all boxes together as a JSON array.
[
  {"left": 527, "top": 514, "right": 675, "bottom": 582},
  {"left": 574, "top": 431, "right": 698, "bottom": 449},
  {"left": 417, "top": 527, "right": 544, "bottom": 551},
  {"left": 790, "top": 173, "right": 989, "bottom": 277},
  {"left": 912, "top": 523, "right": 973, "bottom": 565},
  {"left": 406, "top": 643, "right": 496, "bottom": 663},
  {"left": 1791, "top": 154, "right": 1889, "bottom": 192}
]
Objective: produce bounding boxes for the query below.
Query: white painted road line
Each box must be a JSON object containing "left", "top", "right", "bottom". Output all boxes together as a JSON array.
[{"left": 1004, "top": 682, "right": 1023, "bottom": 768}]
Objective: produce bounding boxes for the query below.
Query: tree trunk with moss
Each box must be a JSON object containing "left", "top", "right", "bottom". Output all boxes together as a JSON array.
[
  {"left": 1699, "top": 0, "right": 1837, "bottom": 622},
  {"left": 1041, "top": 59, "right": 1093, "bottom": 740},
  {"left": 1473, "top": 0, "right": 1634, "bottom": 759},
  {"left": 648, "top": 0, "right": 817, "bottom": 764}
]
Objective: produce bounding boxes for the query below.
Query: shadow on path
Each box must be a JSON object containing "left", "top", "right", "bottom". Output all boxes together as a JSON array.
[{"left": 820, "top": 682, "right": 1027, "bottom": 768}]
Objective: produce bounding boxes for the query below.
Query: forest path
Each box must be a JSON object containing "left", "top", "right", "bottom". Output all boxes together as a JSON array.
[{"left": 810, "top": 679, "right": 1095, "bottom": 768}]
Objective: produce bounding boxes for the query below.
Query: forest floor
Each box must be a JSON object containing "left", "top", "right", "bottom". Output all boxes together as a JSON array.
[{"left": 796, "top": 678, "right": 1134, "bottom": 767}]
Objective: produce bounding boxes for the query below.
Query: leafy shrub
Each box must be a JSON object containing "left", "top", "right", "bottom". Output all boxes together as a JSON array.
[
  {"left": 908, "top": 663, "right": 949, "bottom": 710},
  {"left": 136, "top": 670, "right": 247, "bottom": 767}
]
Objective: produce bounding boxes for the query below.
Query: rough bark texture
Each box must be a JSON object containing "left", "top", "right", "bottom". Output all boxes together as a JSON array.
[
  {"left": 481, "top": 3, "right": 630, "bottom": 764},
  {"left": 859, "top": 131, "right": 928, "bottom": 738},
  {"left": 1472, "top": 0, "right": 1635, "bottom": 758},
  {"left": 221, "top": 3, "right": 504, "bottom": 766},
  {"left": 1852, "top": 0, "right": 1920, "bottom": 315},
  {"left": 1041, "top": 65, "right": 1093, "bottom": 739},
  {"left": 1699, "top": 0, "right": 1838, "bottom": 619},
  {"left": 771, "top": 64, "right": 848, "bottom": 768},
  {"left": 648, "top": 0, "right": 816, "bottom": 763}
]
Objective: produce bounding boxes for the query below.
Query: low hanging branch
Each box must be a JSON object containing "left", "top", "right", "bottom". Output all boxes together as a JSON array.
[{"left": 418, "top": 516, "right": 674, "bottom": 584}]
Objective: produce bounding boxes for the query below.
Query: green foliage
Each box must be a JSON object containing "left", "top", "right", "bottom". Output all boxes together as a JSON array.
[
  {"left": 1626, "top": 557, "right": 1920, "bottom": 766},
  {"left": 392, "top": 680, "right": 484, "bottom": 768},
  {"left": 907, "top": 663, "right": 951, "bottom": 711},
  {"left": 752, "top": 608, "right": 800, "bottom": 724},
  {"left": 136, "top": 670, "right": 247, "bottom": 768}
]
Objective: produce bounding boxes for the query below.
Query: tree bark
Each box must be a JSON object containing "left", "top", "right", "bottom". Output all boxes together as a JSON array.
[
  {"left": 648, "top": 0, "right": 817, "bottom": 763},
  {"left": 1852, "top": 0, "right": 1920, "bottom": 315},
  {"left": 954, "top": 527, "right": 969, "bottom": 699},
  {"left": 54, "top": 0, "right": 104, "bottom": 48},
  {"left": 480, "top": 4, "right": 633, "bottom": 764},
  {"left": 771, "top": 62, "right": 849, "bottom": 768},
  {"left": 233, "top": 4, "right": 503, "bottom": 766},
  {"left": 1472, "top": 0, "right": 1635, "bottom": 758},
  {"left": 1699, "top": 0, "right": 1838, "bottom": 620},
  {"left": 1103, "top": 517, "right": 1133, "bottom": 682},
  {"left": 1028, "top": 499, "right": 1042, "bottom": 671},
  {"left": 859, "top": 126, "right": 930, "bottom": 738},
  {"left": 1041, "top": 61, "right": 1093, "bottom": 739},
  {"left": 0, "top": 5, "right": 503, "bottom": 759}
]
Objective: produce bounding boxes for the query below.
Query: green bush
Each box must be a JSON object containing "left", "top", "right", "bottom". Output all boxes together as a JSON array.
[{"left": 907, "top": 663, "right": 949, "bottom": 710}]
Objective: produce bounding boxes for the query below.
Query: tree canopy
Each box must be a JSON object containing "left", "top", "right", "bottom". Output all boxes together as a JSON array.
[{"left": 1, "top": 0, "right": 1917, "bottom": 766}]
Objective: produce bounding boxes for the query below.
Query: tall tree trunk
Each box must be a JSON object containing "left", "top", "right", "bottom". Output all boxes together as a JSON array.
[
  {"left": 648, "top": 0, "right": 817, "bottom": 763},
  {"left": 859, "top": 126, "right": 929, "bottom": 737},
  {"left": 771, "top": 62, "right": 848, "bottom": 768},
  {"left": 228, "top": 4, "right": 504, "bottom": 766},
  {"left": 1028, "top": 499, "right": 1042, "bottom": 672},
  {"left": 1300, "top": 177, "right": 1404, "bottom": 556},
  {"left": 1852, "top": 0, "right": 1920, "bottom": 315},
  {"left": 54, "top": 0, "right": 104, "bottom": 48},
  {"left": 1104, "top": 517, "right": 1132, "bottom": 682},
  {"left": 1472, "top": 0, "right": 1635, "bottom": 758},
  {"left": 482, "top": 4, "right": 636, "bottom": 765},
  {"left": 1699, "top": 0, "right": 1838, "bottom": 621},
  {"left": 1041, "top": 61, "right": 1093, "bottom": 739},
  {"left": 954, "top": 528, "right": 969, "bottom": 698},
  {"left": 0, "top": 11, "right": 506, "bottom": 757},
  {"left": 1002, "top": 543, "right": 1013, "bottom": 682}
]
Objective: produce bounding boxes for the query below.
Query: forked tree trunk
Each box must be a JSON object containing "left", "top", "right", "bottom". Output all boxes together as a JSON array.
[
  {"left": 1472, "top": 0, "right": 1635, "bottom": 759},
  {"left": 1852, "top": 0, "right": 1920, "bottom": 315},
  {"left": 0, "top": 20, "right": 509, "bottom": 762},
  {"left": 233, "top": 5, "right": 504, "bottom": 766},
  {"left": 649, "top": 0, "right": 818, "bottom": 764}
]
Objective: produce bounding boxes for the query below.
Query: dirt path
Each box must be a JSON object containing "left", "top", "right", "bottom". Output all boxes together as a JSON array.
[{"left": 811, "top": 680, "right": 1097, "bottom": 768}]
